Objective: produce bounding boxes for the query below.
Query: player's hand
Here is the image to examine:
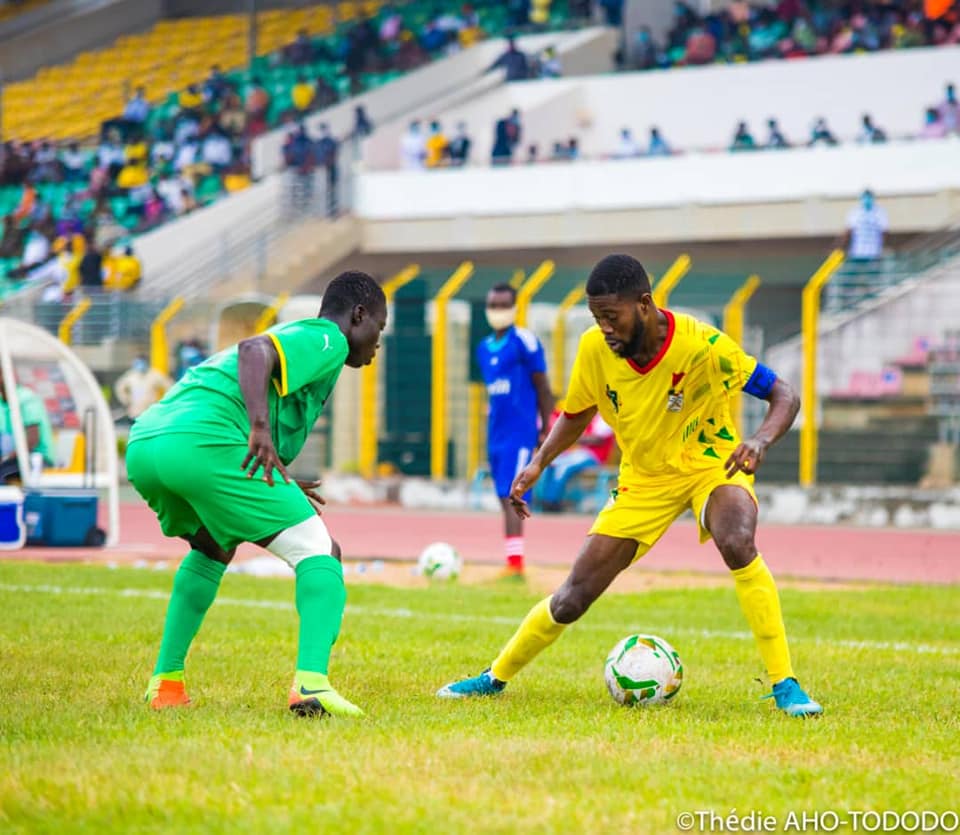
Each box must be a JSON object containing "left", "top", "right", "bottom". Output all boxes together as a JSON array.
[
  {"left": 508, "top": 461, "right": 543, "bottom": 519},
  {"left": 242, "top": 426, "right": 290, "bottom": 486},
  {"left": 725, "top": 438, "right": 768, "bottom": 479},
  {"left": 297, "top": 479, "right": 326, "bottom": 515}
]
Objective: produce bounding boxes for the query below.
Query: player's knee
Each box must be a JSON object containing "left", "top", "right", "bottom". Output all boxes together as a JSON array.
[
  {"left": 267, "top": 516, "right": 334, "bottom": 569},
  {"left": 714, "top": 524, "right": 757, "bottom": 569},
  {"left": 550, "top": 585, "right": 592, "bottom": 624}
]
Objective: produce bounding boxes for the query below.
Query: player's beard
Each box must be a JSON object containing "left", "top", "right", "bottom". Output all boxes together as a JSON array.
[{"left": 616, "top": 311, "right": 646, "bottom": 359}]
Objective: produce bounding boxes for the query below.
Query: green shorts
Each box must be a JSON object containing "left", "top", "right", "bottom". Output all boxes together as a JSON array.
[{"left": 126, "top": 433, "right": 314, "bottom": 550}]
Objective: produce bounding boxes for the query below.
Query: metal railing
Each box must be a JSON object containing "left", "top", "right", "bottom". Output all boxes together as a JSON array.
[{"left": 825, "top": 218, "right": 960, "bottom": 315}]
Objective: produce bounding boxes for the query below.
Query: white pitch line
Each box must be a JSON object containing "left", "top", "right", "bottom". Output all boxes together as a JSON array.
[{"left": 1, "top": 582, "right": 958, "bottom": 657}]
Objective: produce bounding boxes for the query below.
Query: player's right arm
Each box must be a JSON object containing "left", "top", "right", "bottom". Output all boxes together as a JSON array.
[{"left": 237, "top": 335, "right": 289, "bottom": 486}]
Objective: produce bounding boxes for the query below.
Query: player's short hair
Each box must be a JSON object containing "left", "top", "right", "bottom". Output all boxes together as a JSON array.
[
  {"left": 320, "top": 270, "right": 386, "bottom": 316},
  {"left": 586, "top": 254, "right": 652, "bottom": 300},
  {"left": 489, "top": 283, "right": 517, "bottom": 303}
]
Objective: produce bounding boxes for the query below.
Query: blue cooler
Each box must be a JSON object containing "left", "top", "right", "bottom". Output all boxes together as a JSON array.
[
  {"left": 0, "top": 486, "right": 26, "bottom": 550},
  {"left": 24, "top": 489, "right": 102, "bottom": 547}
]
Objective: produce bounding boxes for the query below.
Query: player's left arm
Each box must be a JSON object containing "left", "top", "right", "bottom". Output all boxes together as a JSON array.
[
  {"left": 725, "top": 369, "right": 800, "bottom": 479},
  {"left": 531, "top": 371, "right": 555, "bottom": 443}
]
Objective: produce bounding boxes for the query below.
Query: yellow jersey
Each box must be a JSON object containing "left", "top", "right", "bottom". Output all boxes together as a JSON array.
[{"left": 563, "top": 310, "right": 758, "bottom": 482}]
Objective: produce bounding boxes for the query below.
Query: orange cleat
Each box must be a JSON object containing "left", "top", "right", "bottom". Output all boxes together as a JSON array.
[{"left": 145, "top": 675, "right": 191, "bottom": 709}]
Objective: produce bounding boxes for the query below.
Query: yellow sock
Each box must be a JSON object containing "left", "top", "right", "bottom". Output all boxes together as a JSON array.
[
  {"left": 490, "top": 596, "right": 567, "bottom": 682},
  {"left": 731, "top": 554, "right": 794, "bottom": 684}
]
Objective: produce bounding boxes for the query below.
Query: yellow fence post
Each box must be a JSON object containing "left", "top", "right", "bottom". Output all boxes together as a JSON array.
[
  {"left": 466, "top": 381, "right": 484, "bottom": 481},
  {"left": 431, "top": 261, "right": 474, "bottom": 480},
  {"left": 515, "top": 259, "right": 555, "bottom": 328},
  {"left": 253, "top": 292, "right": 290, "bottom": 333},
  {"left": 652, "top": 253, "right": 692, "bottom": 308},
  {"left": 150, "top": 297, "right": 185, "bottom": 377},
  {"left": 552, "top": 285, "right": 585, "bottom": 398},
  {"left": 57, "top": 297, "right": 91, "bottom": 345},
  {"left": 723, "top": 275, "right": 761, "bottom": 434},
  {"left": 509, "top": 269, "right": 525, "bottom": 290},
  {"left": 799, "top": 250, "right": 845, "bottom": 486},
  {"left": 359, "top": 264, "right": 420, "bottom": 479}
]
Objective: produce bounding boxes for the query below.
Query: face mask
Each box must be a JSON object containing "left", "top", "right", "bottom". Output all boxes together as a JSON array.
[
  {"left": 862, "top": 195, "right": 874, "bottom": 210},
  {"left": 133, "top": 359, "right": 148, "bottom": 373},
  {"left": 485, "top": 307, "right": 516, "bottom": 331}
]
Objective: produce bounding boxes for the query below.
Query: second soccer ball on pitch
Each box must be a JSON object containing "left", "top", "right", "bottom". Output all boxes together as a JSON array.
[
  {"left": 417, "top": 542, "right": 462, "bottom": 581},
  {"left": 604, "top": 634, "right": 684, "bottom": 707}
]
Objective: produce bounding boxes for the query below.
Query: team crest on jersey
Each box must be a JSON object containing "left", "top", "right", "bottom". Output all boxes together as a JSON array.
[
  {"left": 667, "top": 371, "right": 685, "bottom": 412},
  {"left": 605, "top": 384, "right": 620, "bottom": 414}
]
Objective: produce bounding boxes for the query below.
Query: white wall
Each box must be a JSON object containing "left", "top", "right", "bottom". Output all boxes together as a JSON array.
[
  {"left": 364, "top": 45, "right": 959, "bottom": 165},
  {"left": 357, "top": 138, "right": 960, "bottom": 220}
]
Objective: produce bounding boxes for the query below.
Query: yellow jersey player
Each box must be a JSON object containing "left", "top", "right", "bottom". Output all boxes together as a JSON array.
[{"left": 437, "top": 254, "right": 822, "bottom": 717}]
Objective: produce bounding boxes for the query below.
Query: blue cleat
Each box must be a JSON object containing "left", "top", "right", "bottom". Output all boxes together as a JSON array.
[
  {"left": 766, "top": 677, "right": 823, "bottom": 717},
  {"left": 436, "top": 668, "right": 507, "bottom": 699}
]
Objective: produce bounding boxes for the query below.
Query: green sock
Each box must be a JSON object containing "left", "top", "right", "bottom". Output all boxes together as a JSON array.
[
  {"left": 294, "top": 555, "right": 346, "bottom": 675},
  {"left": 153, "top": 550, "right": 226, "bottom": 676}
]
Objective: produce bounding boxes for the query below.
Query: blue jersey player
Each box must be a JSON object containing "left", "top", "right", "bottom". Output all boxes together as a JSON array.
[{"left": 477, "top": 283, "right": 554, "bottom": 577}]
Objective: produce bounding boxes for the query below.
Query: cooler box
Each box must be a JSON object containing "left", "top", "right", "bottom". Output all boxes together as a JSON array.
[
  {"left": 0, "top": 486, "right": 26, "bottom": 550},
  {"left": 24, "top": 489, "right": 102, "bottom": 547}
]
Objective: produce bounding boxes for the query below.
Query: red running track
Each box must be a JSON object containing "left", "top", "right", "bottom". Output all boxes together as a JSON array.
[{"left": 11, "top": 502, "right": 960, "bottom": 585}]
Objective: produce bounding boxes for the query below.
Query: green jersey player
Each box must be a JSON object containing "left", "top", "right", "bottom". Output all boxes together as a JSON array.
[{"left": 127, "top": 271, "right": 386, "bottom": 717}]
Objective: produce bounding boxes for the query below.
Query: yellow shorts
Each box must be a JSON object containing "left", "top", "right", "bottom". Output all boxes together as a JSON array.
[{"left": 588, "top": 468, "right": 757, "bottom": 561}]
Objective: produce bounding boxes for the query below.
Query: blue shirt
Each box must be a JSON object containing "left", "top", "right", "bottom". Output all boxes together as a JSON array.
[{"left": 476, "top": 326, "right": 546, "bottom": 447}]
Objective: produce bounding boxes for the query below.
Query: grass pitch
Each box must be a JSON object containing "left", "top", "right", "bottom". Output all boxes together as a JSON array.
[{"left": 1, "top": 561, "right": 958, "bottom": 834}]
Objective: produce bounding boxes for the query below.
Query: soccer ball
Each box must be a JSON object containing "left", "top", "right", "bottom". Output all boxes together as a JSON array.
[
  {"left": 604, "top": 634, "right": 683, "bottom": 707},
  {"left": 417, "top": 541, "right": 462, "bottom": 581}
]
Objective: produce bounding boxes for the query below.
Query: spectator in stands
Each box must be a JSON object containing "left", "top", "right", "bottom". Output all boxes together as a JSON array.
[
  {"left": 219, "top": 91, "right": 247, "bottom": 138},
  {"left": 20, "top": 226, "right": 50, "bottom": 272},
  {"left": 286, "top": 29, "right": 316, "bottom": 66},
  {"left": 79, "top": 242, "right": 104, "bottom": 291},
  {"left": 400, "top": 121, "right": 426, "bottom": 169},
  {"left": 353, "top": 105, "right": 374, "bottom": 142},
  {"left": 174, "top": 137, "right": 201, "bottom": 180},
  {"left": 97, "top": 131, "right": 126, "bottom": 179},
  {"left": 203, "top": 65, "right": 228, "bottom": 105},
  {"left": 857, "top": 114, "right": 887, "bottom": 144},
  {"left": 919, "top": 107, "right": 948, "bottom": 139},
  {"left": 506, "top": 0, "right": 530, "bottom": 27},
  {"left": 765, "top": 118, "right": 790, "bottom": 149},
  {"left": 315, "top": 77, "right": 339, "bottom": 110},
  {"left": 808, "top": 117, "right": 838, "bottom": 147},
  {"left": 538, "top": 412, "right": 615, "bottom": 513},
  {"left": 315, "top": 123, "right": 339, "bottom": 217},
  {"left": 425, "top": 121, "right": 448, "bottom": 168},
  {"left": 175, "top": 341, "right": 206, "bottom": 381},
  {"left": 685, "top": 23, "right": 717, "bottom": 65},
  {"left": 525, "top": 144, "right": 539, "bottom": 164},
  {"left": 60, "top": 142, "right": 90, "bottom": 182},
  {"left": 448, "top": 122, "right": 472, "bottom": 166},
  {"left": 283, "top": 125, "right": 315, "bottom": 173},
  {"left": 223, "top": 162, "right": 251, "bottom": 194},
  {"left": 648, "top": 126, "right": 671, "bottom": 157},
  {"left": 539, "top": 46, "right": 561, "bottom": 78},
  {"left": 291, "top": 75, "right": 317, "bottom": 115},
  {"left": 173, "top": 111, "right": 200, "bottom": 148},
  {"left": 939, "top": 83, "right": 959, "bottom": 134},
  {"left": 489, "top": 36, "right": 529, "bottom": 82},
  {"left": 33, "top": 142, "right": 60, "bottom": 183},
  {"left": 843, "top": 189, "right": 888, "bottom": 265},
  {"left": 178, "top": 84, "right": 204, "bottom": 118},
  {"left": 123, "top": 87, "right": 151, "bottom": 126},
  {"left": 103, "top": 245, "right": 142, "bottom": 292},
  {"left": 633, "top": 25, "right": 659, "bottom": 70},
  {"left": 730, "top": 121, "right": 757, "bottom": 152},
  {"left": 613, "top": 127, "right": 641, "bottom": 159},
  {"left": 113, "top": 355, "right": 171, "bottom": 423},
  {"left": 201, "top": 129, "right": 234, "bottom": 174},
  {"left": 491, "top": 111, "right": 521, "bottom": 166},
  {"left": 244, "top": 78, "right": 271, "bottom": 137}
]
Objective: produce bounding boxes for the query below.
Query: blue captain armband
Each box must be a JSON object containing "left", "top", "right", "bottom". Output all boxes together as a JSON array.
[{"left": 743, "top": 363, "right": 777, "bottom": 399}]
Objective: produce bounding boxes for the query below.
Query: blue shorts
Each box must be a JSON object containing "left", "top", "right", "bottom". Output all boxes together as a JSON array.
[{"left": 488, "top": 441, "right": 536, "bottom": 500}]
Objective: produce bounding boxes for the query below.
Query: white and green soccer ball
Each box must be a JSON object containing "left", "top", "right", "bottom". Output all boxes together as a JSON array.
[
  {"left": 604, "top": 634, "right": 684, "bottom": 706},
  {"left": 417, "top": 541, "right": 462, "bottom": 581}
]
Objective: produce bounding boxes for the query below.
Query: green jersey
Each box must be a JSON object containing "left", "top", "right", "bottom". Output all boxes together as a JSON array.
[
  {"left": 0, "top": 385, "right": 55, "bottom": 464},
  {"left": 131, "top": 318, "right": 348, "bottom": 465}
]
